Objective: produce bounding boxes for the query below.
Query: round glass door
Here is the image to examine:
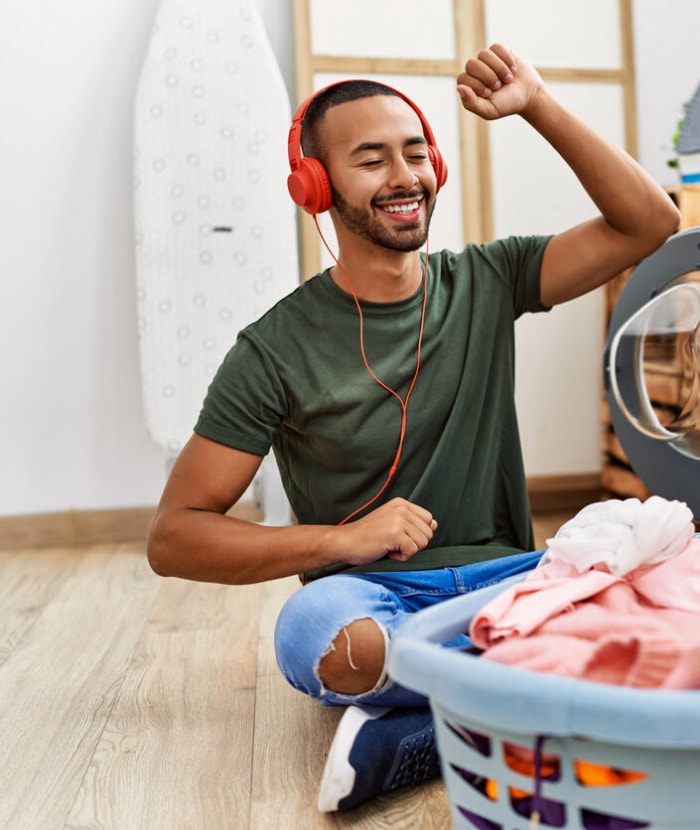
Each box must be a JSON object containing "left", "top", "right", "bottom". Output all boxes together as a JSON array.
[{"left": 607, "top": 278, "right": 700, "bottom": 459}]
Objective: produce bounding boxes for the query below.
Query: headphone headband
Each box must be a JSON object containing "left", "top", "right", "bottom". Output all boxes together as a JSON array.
[{"left": 287, "top": 80, "right": 447, "bottom": 215}]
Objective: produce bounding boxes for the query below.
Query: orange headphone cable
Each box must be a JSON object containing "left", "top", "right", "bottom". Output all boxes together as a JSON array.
[{"left": 313, "top": 216, "right": 429, "bottom": 525}]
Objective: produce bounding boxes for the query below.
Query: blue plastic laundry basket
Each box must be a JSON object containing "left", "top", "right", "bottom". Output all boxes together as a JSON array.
[{"left": 388, "top": 575, "right": 700, "bottom": 830}]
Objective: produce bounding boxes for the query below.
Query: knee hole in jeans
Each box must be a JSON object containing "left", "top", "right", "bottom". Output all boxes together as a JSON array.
[{"left": 317, "top": 617, "right": 387, "bottom": 695}]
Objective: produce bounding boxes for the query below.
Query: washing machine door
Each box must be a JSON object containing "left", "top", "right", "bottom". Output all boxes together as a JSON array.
[{"left": 604, "top": 227, "right": 700, "bottom": 515}]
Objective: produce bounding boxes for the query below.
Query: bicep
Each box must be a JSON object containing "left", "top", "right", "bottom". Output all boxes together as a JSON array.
[
  {"left": 158, "top": 434, "right": 264, "bottom": 515},
  {"left": 539, "top": 218, "right": 631, "bottom": 307}
]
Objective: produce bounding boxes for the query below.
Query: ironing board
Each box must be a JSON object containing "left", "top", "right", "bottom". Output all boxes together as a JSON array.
[{"left": 133, "top": 0, "right": 298, "bottom": 522}]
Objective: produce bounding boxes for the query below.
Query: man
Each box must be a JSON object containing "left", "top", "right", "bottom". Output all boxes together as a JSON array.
[{"left": 147, "top": 44, "right": 679, "bottom": 811}]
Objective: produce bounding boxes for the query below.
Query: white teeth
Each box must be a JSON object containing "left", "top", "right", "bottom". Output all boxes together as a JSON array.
[{"left": 382, "top": 201, "right": 420, "bottom": 214}]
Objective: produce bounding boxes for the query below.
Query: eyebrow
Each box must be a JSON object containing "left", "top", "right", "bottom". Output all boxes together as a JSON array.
[{"left": 349, "top": 135, "right": 427, "bottom": 156}]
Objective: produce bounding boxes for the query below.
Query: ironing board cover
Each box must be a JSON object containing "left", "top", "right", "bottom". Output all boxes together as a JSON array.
[{"left": 133, "top": 0, "right": 298, "bottom": 456}]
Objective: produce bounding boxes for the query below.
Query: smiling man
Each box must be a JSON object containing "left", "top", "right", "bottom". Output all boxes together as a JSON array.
[{"left": 147, "top": 45, "right": 679, "bottom": 811}]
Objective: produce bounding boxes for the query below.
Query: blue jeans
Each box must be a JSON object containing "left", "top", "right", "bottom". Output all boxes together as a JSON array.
[{"left": 274, "top": 550, "right": 541, "bottom": 708}]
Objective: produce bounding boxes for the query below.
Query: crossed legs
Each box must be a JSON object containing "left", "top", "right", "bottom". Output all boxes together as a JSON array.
[
  {"left": 274, "top": 553, "right": 542, "bottom": 706},
  {"left": 273, "top": 555, "right": 542, "bottom": 811}
]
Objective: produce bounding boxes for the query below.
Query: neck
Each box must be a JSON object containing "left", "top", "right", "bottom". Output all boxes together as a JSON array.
[
  {"left": 333, "top": 256, "right": 422, "bottom": 303},
  {"left": 328, "top": 240, "right": 425, "bottom": 303}
]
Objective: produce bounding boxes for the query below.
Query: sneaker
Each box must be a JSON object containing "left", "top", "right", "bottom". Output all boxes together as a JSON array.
[{"left": 317, "top": 704, "right": 442, "bottom": 812}]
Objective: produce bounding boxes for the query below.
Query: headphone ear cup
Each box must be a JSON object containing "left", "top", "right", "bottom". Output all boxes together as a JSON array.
[
  {"left": 287, "top": 157, "right": 333, "bottom": 215},
  {"left": 428, "top": 145, "right": 448, "bottom": 193}
]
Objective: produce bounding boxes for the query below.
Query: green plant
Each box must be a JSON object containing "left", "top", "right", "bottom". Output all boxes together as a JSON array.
[{"left": 667, "top": 104, "right": 688, "bottom": 169}]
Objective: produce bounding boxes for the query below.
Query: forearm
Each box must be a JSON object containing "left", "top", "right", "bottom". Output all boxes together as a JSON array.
[
  {"left": 525, "top": 88, "right": 679, "bottom": 305},
  {"left": 147, "top": 495, "right": 438, "bottom": 586},
  {"left": 147, "top": 507, "right": 340, "bottom": 585},
  {"left": 456, "top": 44, "right": 681, "bottom": 305},
  {"left": 522, "top": 87, "right": 679, "bottom": 245}
]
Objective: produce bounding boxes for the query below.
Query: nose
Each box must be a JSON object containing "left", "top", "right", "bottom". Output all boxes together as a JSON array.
[{"left": 388, "top": 155, "right": 419, "bottom": 190}]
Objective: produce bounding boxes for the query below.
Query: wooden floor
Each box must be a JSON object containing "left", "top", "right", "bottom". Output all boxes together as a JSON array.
[{"left": 0, "top": 512, "right": 568, "bottom": 830}]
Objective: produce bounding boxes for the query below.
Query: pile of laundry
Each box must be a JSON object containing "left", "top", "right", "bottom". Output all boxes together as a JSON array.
[{"left": 470, "top": 496, "right": 700, "bottom": 688}]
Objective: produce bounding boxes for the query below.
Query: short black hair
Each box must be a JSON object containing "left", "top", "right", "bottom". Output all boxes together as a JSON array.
[{"left": 300, "top": 80, "right": 402, "bottom": 161}]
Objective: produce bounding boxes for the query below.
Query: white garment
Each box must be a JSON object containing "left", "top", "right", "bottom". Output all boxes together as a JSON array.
[{"left": 544, "top": 495, "right": 695, "bottom": 576}]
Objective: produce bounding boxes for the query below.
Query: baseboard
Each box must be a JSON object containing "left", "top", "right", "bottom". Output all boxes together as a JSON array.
[
  {"left": 0, "top": 476, "right": 600, "bottom": 551},
  {"left": 0, "top": 507, "right": 157, "bottom": 551},
  {"left": 0, "top": 501, "right": 265, "bottom": 552},
  {"left": 526, "top": 472, "right": 603, "bottom": 513}
]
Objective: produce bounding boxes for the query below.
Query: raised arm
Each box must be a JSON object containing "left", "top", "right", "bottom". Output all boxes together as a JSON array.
[
  {"left": 147, "top": 434, "right": 437, "bottom": 585},
  {"left": 456, "top": 44, "right": 681, "bottom": 307}
]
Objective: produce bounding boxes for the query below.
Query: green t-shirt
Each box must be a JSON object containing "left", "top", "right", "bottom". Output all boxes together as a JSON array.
[{"left": 196, "top": 236, "right": 551, "bottom": 580}]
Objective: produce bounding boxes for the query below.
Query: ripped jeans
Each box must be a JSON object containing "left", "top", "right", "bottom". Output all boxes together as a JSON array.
[{"left": 274, "top": 550, "right": 541, "bottom": 708}]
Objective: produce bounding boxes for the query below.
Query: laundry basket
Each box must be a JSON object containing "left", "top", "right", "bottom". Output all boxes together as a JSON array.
[{"left": 388, "top": 575, "right": 700, "bottom": 830}]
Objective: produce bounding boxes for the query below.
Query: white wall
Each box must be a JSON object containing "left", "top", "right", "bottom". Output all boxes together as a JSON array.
[
  {"left": 633, "top": 0, "right": 700, "bottom": 184},
  {"left": 0, "top": 0, "right": 696, "bottom": 517},
  {"left": 2, "top": 0, "right": 161, "bottom": 517}
]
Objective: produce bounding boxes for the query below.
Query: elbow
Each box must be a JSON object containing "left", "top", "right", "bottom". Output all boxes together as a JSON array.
[
  {"left": 146, "top": 546, "right": 170, "bottom": 578},
  {"left": 635, "top": 200, "right": 681, "bottom": 263},
  {"left": 636, "top": 183, "right": 682, "bottom": 247},
  {"left": 652, "top": 195, "right": 682, "bottom": 245},
  {"left": 146, "top": 515, "right": 176, "bottom": 577},
  {"left": 146, "top": 541, "right": 171, "bottom": 578},
  {"left": 661, "top": 200, "right": 682, "bottom": 240}
]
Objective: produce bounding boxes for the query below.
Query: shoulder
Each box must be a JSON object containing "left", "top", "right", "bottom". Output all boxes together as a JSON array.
[
  {"left": 427, "top": 238, "right": 549, "bottom": 291},
  {"left": 428, "top": 235, "right": 553, "bottom": 314},
  {"left": 238, "top": 272, "right": 331, "bottom": 340},
  {"left": 430, "top": 236, "right": 551, "bottom": 270}
]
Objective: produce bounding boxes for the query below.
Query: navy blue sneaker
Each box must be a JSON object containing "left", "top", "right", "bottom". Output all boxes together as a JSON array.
[{"left": 317, "top": 704, "right": 442, "bottom": 812}]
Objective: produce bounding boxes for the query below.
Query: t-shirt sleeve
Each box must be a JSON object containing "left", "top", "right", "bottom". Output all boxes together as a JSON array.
[
  {"left": 476, "top": 234, "right": 553, "bottom": 317},
  {"left": 194, "top": 331, "right": 286, "bottom": 456},
  {"left": 515, "top": 234, "right": 553, "bottom": 315}
]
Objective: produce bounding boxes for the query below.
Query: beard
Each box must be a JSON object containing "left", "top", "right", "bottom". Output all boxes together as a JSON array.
[{"left": 332, "top": 187, "right": 434, "bottom": 252}]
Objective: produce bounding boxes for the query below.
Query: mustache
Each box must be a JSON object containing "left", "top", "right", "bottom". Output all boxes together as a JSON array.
[{"left": 372, "top": 188, "right": 426, "bottom": 207}]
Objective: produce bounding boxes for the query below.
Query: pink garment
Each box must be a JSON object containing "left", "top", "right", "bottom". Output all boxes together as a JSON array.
[{"left": 469, "top": 538, "right": 700, "bottom": 689}]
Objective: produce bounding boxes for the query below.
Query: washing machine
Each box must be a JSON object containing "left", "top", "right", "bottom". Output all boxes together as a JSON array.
[{"left": 604, "top": 225, "right": 700, "bottom": 516}]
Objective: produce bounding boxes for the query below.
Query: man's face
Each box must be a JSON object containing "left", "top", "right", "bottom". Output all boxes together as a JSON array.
[{"left": 320, "top": 95, "right": 438, "bottom": 252}]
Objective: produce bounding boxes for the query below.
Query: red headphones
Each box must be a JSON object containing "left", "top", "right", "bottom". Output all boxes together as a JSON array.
[{"left": 287, "top": 81, "right": 448, "bottom": 215}]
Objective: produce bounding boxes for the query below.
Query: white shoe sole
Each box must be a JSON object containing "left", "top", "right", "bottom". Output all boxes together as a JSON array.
[{"left": 317, "top": 704, "right": 391, "bottom": 812}]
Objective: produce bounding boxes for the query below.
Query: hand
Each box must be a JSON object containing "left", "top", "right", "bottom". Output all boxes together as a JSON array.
[
  {"left": 456, "top": 43, "right": 544, "bottom": 121},
  {"left": 333, "top": 497, "right": 438, "bottom": 566}
]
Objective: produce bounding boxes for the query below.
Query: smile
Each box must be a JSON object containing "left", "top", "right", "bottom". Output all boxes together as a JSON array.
[
  {"left": 380, "top": 201, "right": 421, "bottom": 214},
  {"left": 375, "top": 195, "right": 425, "bottom": 221}
]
